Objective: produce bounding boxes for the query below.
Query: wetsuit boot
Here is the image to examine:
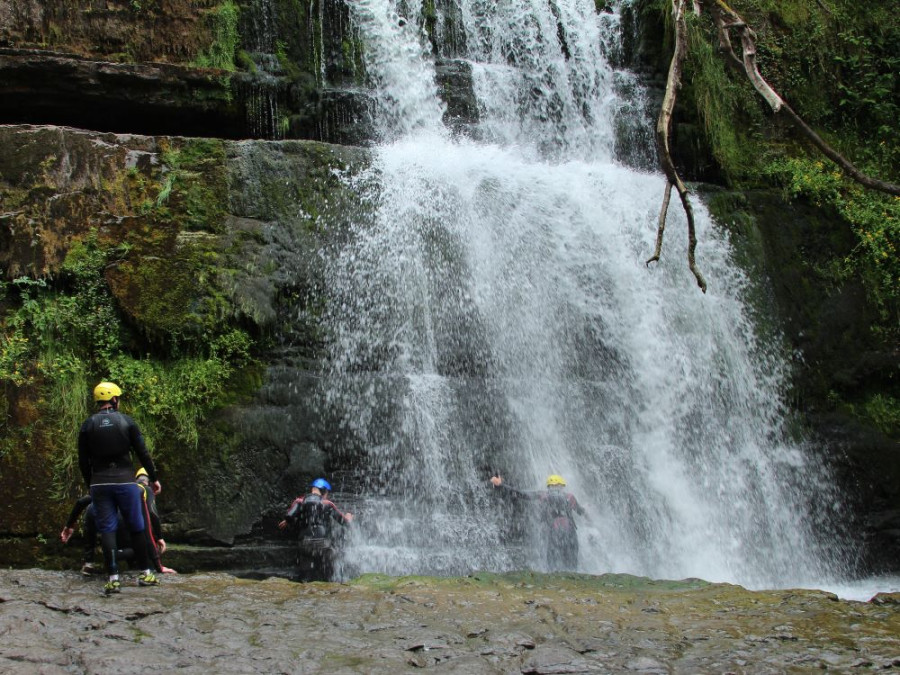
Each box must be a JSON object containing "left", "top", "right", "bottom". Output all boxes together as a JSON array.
[
  {"left": 100, "top": 531, "right": 121, "bottom": 594},
  {"left": 130, "top": 529, "right": 159, "bottom": 586}
]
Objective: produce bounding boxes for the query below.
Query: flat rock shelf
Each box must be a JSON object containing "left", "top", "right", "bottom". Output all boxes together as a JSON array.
[{"left": 1, "top": 569, "right": 899, "bottom": 673}]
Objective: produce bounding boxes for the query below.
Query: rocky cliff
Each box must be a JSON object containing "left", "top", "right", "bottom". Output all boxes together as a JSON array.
[{"left": 0, "top": 0, "right": 897, "bottom": 575}]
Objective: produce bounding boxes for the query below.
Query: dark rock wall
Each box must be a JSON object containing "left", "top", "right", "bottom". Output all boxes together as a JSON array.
[
  {"left": 702, "top": 187, "right": 900, "bottom": 573},
  {"left": 0, "top": 125, "right": 369, "bottom": 556}
]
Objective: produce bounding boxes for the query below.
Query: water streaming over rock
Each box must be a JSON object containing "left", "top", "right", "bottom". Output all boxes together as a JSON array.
[{"left": 316, "top": 0, "right": 850, "bottom": 588}]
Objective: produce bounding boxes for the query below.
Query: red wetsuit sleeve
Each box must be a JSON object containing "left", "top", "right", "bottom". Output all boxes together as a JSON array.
[{"left": 322, "top": 499, "right": 350, "bottom": 525}]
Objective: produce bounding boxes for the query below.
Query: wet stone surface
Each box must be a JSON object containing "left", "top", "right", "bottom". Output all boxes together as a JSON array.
[{"left": 1, "top": 569, "right": 899, "bottom": 673}]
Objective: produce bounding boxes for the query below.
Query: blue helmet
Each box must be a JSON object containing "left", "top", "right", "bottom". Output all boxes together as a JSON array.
[{"left": 311, "top": 478, "right": 332, "bottom": 491}]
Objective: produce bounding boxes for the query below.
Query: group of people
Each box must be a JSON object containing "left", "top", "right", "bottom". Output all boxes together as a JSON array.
[
  {"left": 68, "top": 381, "right": 587, "bottom": 592},
  {"left": 66, "top": 382, "right": 166, "bottom": 594},
  {"left": 60, "top": 466, "right": 174, "bottom": 577},
  {"left": 277, "top": 472, "right": 585, "bottom": 578}
]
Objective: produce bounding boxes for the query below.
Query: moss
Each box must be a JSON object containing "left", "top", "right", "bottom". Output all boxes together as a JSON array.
[
  {"left": 853, "top": 394, "right": 900, "bottom": 439},
  {"left": 681, "top": 11, "right": 769, "bottom": 185},
  {"left": 235, "top": 49, "right": 257, "bottom": 73},
  {"left": 351, "top": 571, "right": 710, "bottom": 594},
  {"left": 158, "top": 138, "right": 229, "bottom": 232},
  {"left": 193, "top": 0, "right": 241, "bottom": 72}
]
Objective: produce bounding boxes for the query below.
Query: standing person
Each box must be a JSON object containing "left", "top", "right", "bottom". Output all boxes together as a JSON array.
[
  {"left": 490, "top": 474, "right": 585, "bottom": 571},
  {"left": 78, "top": 381, "right": 162, "bottom": 594},
  {"left": 278, "top": 478, "right": 353, "bottom": 580}
]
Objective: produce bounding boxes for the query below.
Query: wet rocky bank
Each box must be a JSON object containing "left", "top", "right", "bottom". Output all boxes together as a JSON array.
[{"left": 2, "top": 569, "right": 899, "bottom": 674}]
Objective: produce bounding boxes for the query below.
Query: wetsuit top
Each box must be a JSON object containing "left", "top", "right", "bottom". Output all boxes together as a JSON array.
[
  {"left": 284, "top": 492, "right": 350, "bottom": 538},
  {"left": 77, "top": 408, "right": 156, "bottom": 487},
  {"left": 495, "top": 484, "right": 584, "bottom": 527}
]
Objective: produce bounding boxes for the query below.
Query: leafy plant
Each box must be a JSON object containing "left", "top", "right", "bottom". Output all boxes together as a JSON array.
[
  {"left": 0, "top": 224, "right": 259, "bottom": 495},
  {"left": 767, "top": 156, "right": 899, "bottom": 324},
  {"left": 194, "top": 0, "right": 241, "bottom": 72}
]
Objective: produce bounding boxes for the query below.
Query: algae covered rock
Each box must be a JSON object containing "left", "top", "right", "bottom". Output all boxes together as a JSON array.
[{"left": 0, "top": 124, "right": 369, "bottom": 556}]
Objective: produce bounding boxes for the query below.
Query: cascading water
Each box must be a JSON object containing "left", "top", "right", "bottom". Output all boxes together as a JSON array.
[{"left": 317, "top": 0, "right": 851, "bottom": 588}]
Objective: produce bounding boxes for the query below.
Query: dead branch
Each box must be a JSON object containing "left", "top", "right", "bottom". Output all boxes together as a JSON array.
[
  {"left": 647, "top": 181, "right": 672, "bottom": 265},
  {"left": 651, "top": 0, "right": 708, "bottom": 292},
  {"left": 709, "top": 0, "right": 900, "bottom": 196}
]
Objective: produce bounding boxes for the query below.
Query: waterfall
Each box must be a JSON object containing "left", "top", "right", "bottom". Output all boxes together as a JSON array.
[{"left": 317, "top": 0, "right": 850, "bottom": 588}]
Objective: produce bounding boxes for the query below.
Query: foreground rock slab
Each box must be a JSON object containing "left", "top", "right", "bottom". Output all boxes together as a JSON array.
[{"left": 1, "top": 569, "right": 899, "bottom": 673}]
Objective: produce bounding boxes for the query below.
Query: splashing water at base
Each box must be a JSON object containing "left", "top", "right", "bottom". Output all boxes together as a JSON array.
[{"left": 318, "top": 0, "right": 853, "bottom": 589}]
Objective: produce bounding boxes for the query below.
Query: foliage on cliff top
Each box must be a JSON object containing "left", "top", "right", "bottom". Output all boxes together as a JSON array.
[{"left": 193, "top": 0, "right": 240, "bottom": 72}]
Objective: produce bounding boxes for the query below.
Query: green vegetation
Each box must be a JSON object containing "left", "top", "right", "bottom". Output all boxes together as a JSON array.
[
  {"left": 0, "top": 135, "right": 263, "bottom": 498},
  {"left": 0, "top": 226, "right": 257, "bottom": 495},
  {"left": 766, "top": 157, "right": 899, "bottom": 326},
  {"left": 684, "top": 12, "right": 766, "bottom": 182},
  {"left": 194, "top": 0, "right": 240, "bottom": 72},
  {"left": 855, "top": 394, "right": 900, "bottom": 437},
  {"left": 158, "top": 138, "right": 229, "bottom": 232}
]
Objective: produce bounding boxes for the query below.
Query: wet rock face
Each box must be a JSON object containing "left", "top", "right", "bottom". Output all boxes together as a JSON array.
[
  {"left": 0, "top": 125, "right": 370, "bottom": 547},
  {"left": 0, "top": 0, "right": 477, "bottom": 144},
  {"left": 701, "top": 186, "right": 900, "bottom": 574},
  {"left": 0, "top": 48, "right": 246, "bottom": 138},
  {"left": 2, "top": 569, "right": 900, "bottom": 673}
]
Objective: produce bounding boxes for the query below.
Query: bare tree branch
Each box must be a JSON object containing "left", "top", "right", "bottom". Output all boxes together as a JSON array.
[
  {"left": 651, "top": 0, "right": 708, "bottom": 292},
  {"left": 710, "top": 0, "right": 900, "bottom": 196},
  {"left": 647, "top": 181, "right": 673, "bottom": 266}
]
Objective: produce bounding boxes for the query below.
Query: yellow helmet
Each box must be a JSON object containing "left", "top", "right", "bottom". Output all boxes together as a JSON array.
[
  {"left": 546, "top": 474, "right": 566, "bottom": 487},
  {"left": 93, "top": 381, "right": 122, "bottom": 402},
  {"left": 135, "top": 467, "right": 149, "bottom": 480}
]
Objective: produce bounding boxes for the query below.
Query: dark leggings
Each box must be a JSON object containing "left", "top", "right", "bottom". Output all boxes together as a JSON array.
[{"left": 101, "top": 529, "right": 150, "bottom": 575}]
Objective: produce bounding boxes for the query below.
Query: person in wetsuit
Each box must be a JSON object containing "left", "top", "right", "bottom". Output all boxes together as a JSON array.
[
  {"left": 278, "top": 478, "right": 353, "bottom": 581},
  {"left": 60, "top": 468, "right": 176, "bottom": 575},
  {"left": 134, "top": 467, "right": 176, "bottom": 574},
  {"left": 60, "top": 495, "right": 109, "bottom": 575},
  {"left": 490, "top": 473, "right": 586, "bottom": 571},
  {"left": 78, "top": 381, "right": 162, "bottom": 594}
]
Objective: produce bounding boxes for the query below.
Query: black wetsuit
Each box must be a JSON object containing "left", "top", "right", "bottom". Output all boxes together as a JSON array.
[
  {"left": 283, "top": 492, "right": 351, "bottom": 580},
  {"left": 495, "top": 484, "right": 585, "bottom": 571},
  {"left": 77, "top": 406, "right": 157, "bottom": 576},
  {"left": 78, "top": 409, "right": 156, "bottom": 488}
]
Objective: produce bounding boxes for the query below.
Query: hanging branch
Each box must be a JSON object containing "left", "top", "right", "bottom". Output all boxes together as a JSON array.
[
  {"left": 650, "top": 0, "right": 707, "bottom": 292},
  {"left": 647, "top": 181, "right": 672, "bottom": 265},
  {"left": 707, "top": 0, "right": 900, "bottom": 196},
  {"left": 650, "top": 0, "right": 900, "bottom": 291}
]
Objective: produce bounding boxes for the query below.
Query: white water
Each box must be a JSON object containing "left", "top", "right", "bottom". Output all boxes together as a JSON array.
[{"left": 319, "top": 0, "right": 853, "bottom": 590}]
